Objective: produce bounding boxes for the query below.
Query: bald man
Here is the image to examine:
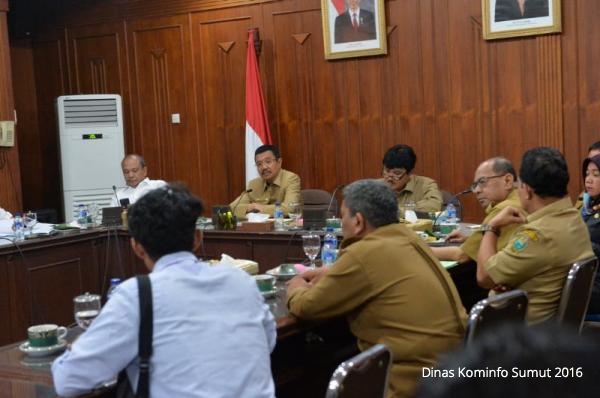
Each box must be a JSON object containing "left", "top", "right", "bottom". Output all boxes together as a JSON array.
[{"left": 110, "top": 154, "right": 166, "bottom": 207}]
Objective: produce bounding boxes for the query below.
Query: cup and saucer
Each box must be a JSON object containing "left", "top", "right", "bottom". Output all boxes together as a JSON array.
[
  {"left": 266, "top": 264, "right": 299, "bottom": 280},
  {"left": 255, "top": 275, "right": 278, "bottom": 299},
  {"left": 19, "top": 324, "right": 68, "bottom": 358}
]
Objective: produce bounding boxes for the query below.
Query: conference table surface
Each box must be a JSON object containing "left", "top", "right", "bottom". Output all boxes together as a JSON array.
[{"left": 0, "top": 225, "right": 485, "bottom": 397}]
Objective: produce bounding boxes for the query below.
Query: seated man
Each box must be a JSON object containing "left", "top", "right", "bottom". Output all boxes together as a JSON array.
[
  {"left": 431, "top": 157, "right": 523, "bottom": 263},
  {"left": 381, "top": 144, "right": 442, "bottom": 213},
  {"left": 477, "top": 147, "right": 593, "bottom": 324},
  {"left": 110, "top": 154, "right": 166, "bottom": 207},
  {"left": 53, "top": 184, "right": 277, "bottom": 397},
  {"left": 287, "top": 179, "right": 466, "bottom": 398},
  {"left": 230, "top": 144, "right": 301, "bottom": 218},
  {"left": 0, "top": 206, "right": 12, "bottom": 220}
]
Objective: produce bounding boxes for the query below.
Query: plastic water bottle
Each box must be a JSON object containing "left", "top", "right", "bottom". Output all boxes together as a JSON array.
[
  {"left": 446, "top": 203, "right": 458, "bottom": 223},
  {"left": 274, "top": 201, "right": 285, "bottom": 231},
  {"left": 13, "top": 213, "right": 25, "bottom": 242},
  {"left": 77, "top": 204, "right": 89, "bottom": 229},
  {"left": 106, "top": 278, "right": 121, "bottom": 301},
  {"left": 321, "top": 228, "right": 338, "bottom": 267}
]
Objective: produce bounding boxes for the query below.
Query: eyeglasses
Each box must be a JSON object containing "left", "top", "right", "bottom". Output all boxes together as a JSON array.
[
  {"left": 382, "top": 168, "right": 407, "bottom": 181},
  {"left": 255, "top": 158, "right": 278, "bottom": 168},
  {"left": 470, "top": 175, "right": 505, "bottom": 191}
]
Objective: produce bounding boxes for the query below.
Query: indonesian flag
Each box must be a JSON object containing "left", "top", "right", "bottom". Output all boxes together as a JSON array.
[
  {"left": 331, "top": 0, "right": 346, "bottom": 14},
  {"left": 245, "top": 29, "right": 273, "bottom": 184}
]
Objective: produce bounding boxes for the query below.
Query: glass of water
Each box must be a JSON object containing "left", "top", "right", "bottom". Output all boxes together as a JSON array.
[
  {"left": 23, "top": 211, "right": 37, "bottom": 236},
  {"left": 302, "top": 233, "right": 321, "bottom": 269},
  {"left": 287, "top": 202, "right": 302, "bottom": 228},
  {"left": 74, "top": 292, "right": 102, "bottom": 330}
]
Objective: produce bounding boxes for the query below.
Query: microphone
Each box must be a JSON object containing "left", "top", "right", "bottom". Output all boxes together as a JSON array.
[
  {"left": 326, "top": 184, "right": 346, "bottom": 217},
  {"left": 112, "top": 185, "right": 120, "bottom": 207},
  {"left": 232, "top": 189, "right": 253, "bottom": 217},
  {"left": 433, "top": 188, "right": 472, "bottom": 229}
]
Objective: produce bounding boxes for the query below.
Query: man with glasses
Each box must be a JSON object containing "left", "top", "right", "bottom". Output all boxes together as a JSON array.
[
  {"left": 477, "top": 147, "right": 593, "bottom": 324},
  {"left": 381, "top": 144, "right": 442, "bottom": 213},
  {"left": 230, "top": 144, "right": 301, "bottom": 218},
  {"left": 431, "top": 157, "right": 523, "bottom": 263}
]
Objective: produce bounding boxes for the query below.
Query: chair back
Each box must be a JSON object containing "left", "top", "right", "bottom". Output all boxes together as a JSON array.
[
  {"left": 557, "top": 257, "right": 598, "bottom": 332},
  {"left": 301, "top": 189, "right": 336, "bottom": 217},
  {"left": 325, "top": 343, "right": 392, "bottom": 398},
  {"left": 464, "top": 289, "right": 528, "bottom": 344}
]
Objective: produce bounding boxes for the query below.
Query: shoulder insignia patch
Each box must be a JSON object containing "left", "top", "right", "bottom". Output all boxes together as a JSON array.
[{"left": 510, "top": 229, "right": 539, "bottom": 253}]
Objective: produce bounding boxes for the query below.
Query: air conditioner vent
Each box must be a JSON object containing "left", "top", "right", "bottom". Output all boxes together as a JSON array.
[{"left": 63, "top": 98, "right": 118, "bottom": 126}]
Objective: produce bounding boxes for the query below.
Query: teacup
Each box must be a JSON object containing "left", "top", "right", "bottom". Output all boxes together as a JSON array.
[
  {"left": 439, "top": 222, "right": 458, "bottom": 235},
  {"left": 254, "top": 274, "right": 275, "bottom": 293},
  {"left": 27, "top": 324, "right": 67, "bottom": 347},
  {"left": 326, "top": 217, "right": 342, "bottom": 230},
  {"left": 279, "top": 263, "right": 297, "bottom": 275}
]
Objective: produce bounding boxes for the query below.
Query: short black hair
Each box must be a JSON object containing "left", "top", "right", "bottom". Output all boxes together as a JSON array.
[
  {"left": 382, "top": 144, "right": 417, "bottom": 173},
  {"left": 415, "top": 324, "right": 600, "bottom": 398},
  {"left": 588, "top": 141, "right": 600, "bottom": 153},
  {"left": 128, "top": 183, "right": 203, "bottom": 261},
  {"left": 519, "top": 147, "right": 568, "bottom": 198},
  {"left": 255, "top": 144, "right": 280, "bottom": 158}
]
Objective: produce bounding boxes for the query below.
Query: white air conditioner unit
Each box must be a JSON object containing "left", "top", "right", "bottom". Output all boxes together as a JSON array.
[{"left": 56, "top": 94, "right": 125, "bottom": 222}]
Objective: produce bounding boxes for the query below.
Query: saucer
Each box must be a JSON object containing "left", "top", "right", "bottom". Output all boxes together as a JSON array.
[
  {"left": 260, "top": 289, "right": 278, "bottom": 299},
  {"left": 266, "top": 265, "right": 299, "bottom": 280},
  {"left": 19, "top": 339, "right": 67, "bottom": 358}
]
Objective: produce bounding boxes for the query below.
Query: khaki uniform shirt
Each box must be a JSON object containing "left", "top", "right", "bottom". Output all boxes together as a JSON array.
[
  {"left": 485, "top": 197, "right": 593, "bottom": 324},
  {"left": 396, "top": 175, "right": 443, "bottom": 212},
  {"left": 461, "top": 190, "right": 523, "bottom": 260},
  {"left": 287, "top": 223, "right": 466, "bottom": 398},
  {"left": 230, "top": 169, "right": 301, "bottom": 218}
]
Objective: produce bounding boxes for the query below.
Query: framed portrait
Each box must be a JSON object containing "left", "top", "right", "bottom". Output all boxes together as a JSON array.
[
  {"left": 482, "top": 0, "right": 561, "bottom": 40},
  {"left": 321, "top": 0, "right": 387, "bottom": 60}
]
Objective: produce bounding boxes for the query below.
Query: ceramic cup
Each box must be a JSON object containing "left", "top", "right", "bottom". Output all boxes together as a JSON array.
[
  {"left": 27, "top": 324, "right": 67, "bottom": 347},
  {"left": 325, "top": 217, "right": 342, "bottom": 230},
  {"left": 254, "top": 274, "right": 275, "bottom": 292},
  {"left": 279, "top": 264, "right": 297, "bottom": 275}
]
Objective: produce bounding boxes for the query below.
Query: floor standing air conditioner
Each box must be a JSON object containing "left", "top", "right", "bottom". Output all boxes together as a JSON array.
[{"left": 56, "top": 94, "right": 125, "bottom": 222}]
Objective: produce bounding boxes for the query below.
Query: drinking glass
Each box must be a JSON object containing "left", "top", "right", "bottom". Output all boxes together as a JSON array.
[
  {"left": 23, "top": 211, "right": 37, "bottom": 236},
  {"left": 287, "top": 202, "right": 302, "bottom": 227},
  {"left": 74, "top": 292, "right": 102, "bottom": 330},
  {"left": 302, "top": 233, "right": 321, "bottom": 269}
]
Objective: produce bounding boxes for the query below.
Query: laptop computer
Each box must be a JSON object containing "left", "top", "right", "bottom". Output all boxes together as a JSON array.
[
  {"left": 302, "top": 208, "right": 327, "bottom": 230},
  {"left": 102, "top": 207, "right": 123, "bottom": 227}
]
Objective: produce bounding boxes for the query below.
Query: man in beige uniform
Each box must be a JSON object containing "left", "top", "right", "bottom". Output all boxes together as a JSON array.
[
  {"left": 230, "top": 144, "right": 301, "bottom": 218},
  {"left": 477, "top": 147, "right": 593, "bottom": 324},
  {"left": 432, "top": 157, "right": 524, "bottom": 263},
  {"left": 287, "top": 179, "right": 466, "bottom": 398},
  {"left": 381, "top": 144, "right": 442, "bottom": 212}
]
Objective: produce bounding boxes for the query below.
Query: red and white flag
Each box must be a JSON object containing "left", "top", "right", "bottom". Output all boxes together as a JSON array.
[
  {"left": 330, "top": 0, "right": 346, "bottom": 15},
  {"left": 245, "top": 29, "right": 272, "bottom": 184}
]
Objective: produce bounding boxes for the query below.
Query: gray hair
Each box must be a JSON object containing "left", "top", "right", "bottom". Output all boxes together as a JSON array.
[
  {"left": 490, "top": 157, "right": 516, "bottom": 180},
  {"left": 123, "top": 154, "right": 146, "bottom": 168},
  {"left": 342, "top": 179, "right": 399, "bottom": 227}
]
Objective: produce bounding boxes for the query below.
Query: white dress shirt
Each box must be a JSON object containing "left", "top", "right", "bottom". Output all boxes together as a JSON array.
[
  {"left": 52, "top": 251, "right": 277, "bottom": 397},
  {"left": 110, "top": 178, "right": 167, "bottom": 207},
  {"left": 0, "top": 207, "right": 12, "bottom": 220}
]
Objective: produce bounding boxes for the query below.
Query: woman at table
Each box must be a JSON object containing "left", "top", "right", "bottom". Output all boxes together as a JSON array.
[
  {"left": 581, "top": 154, "right": 600, "bottom": 314},
  {"left": 0, "top": 206, "right": 12, "bottom": 220}
]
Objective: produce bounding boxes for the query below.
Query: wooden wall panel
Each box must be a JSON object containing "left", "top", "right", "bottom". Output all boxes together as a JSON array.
[
  {"left": 7, "top": 0, "right": 600, "bottom": 222},
  {"left": 127, "top": 14, "right": 202, "bottom": 192}
]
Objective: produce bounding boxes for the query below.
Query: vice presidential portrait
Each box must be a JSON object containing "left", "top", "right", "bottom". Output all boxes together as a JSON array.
[
  {"left": 495, "top": 0, "right": 549, "bottom": 22},
  {"left": 334, "top": 0, "right": 377, "bottom": 44}
]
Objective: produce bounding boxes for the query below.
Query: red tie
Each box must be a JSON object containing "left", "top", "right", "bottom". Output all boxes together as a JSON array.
[{"left": 352, "top": 13, "right": 358, "bottom": 29}]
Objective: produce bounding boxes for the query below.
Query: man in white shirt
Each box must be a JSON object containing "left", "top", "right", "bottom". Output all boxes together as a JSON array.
[
  {"left": 111, "top": 154, "right": 166, "bottom": 207},
  {"left": 52, "top": 184, "right": 277, "bottom": 397}
]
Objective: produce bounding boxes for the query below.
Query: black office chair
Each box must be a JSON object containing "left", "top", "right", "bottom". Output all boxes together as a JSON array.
[
  {"left": 556, "top": 256, "right": 598, "bottom": 333},
  {"left": 301, "top": 189, "right": 336, "bottom": 216},
  {"left": 464, "top": 289, "right": 528, "bottom": 345},
  {"left": 325, "top": 343, "right": 392, "bottom": 398}
]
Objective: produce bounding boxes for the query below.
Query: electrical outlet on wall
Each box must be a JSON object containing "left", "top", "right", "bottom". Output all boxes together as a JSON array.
[{"left": 0, "top": 121, "right": 15, "bottom": 147}]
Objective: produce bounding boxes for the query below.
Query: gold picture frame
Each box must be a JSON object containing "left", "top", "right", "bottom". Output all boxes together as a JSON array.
[
  {"left": 321, "top": 0, "right": 387, "bottom": 60},
  {"left": 482, "top": 0, "right": 561, "bottom": 40}
]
